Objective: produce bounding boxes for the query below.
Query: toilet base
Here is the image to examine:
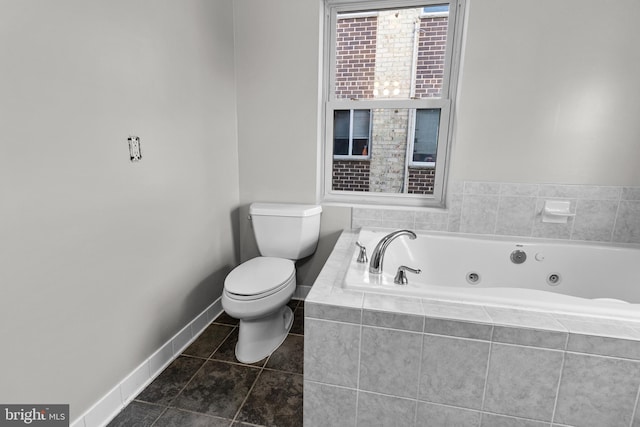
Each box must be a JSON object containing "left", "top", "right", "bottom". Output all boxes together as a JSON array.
[{"left": 235, "top": 305, "right": 294, "bottom": 364}]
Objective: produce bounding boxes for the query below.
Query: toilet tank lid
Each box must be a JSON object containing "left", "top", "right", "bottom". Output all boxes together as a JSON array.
[{"left": 250, "top": 203, "right": 322, "bottom": 218}]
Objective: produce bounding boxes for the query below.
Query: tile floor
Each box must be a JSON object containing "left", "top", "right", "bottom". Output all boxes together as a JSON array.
[{"left": 108, "top": 300, "right": 305, "bottom": 427}]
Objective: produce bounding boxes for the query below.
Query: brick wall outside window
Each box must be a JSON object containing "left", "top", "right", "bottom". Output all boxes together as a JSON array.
[
  {"left": 415, "top": 16, "right": 448, "bottom": 98},
  {"left": 335, "top": 17, "right": 377, "bottom": 99},
  {"left": 407, "top": 167, "right": 435, "bottom": 194},
  {"left": 333, "top": 160, "right": 370, "bottom": 191},
  {"left": 408, "top": 15, "right": 447, "bottom": 195}
]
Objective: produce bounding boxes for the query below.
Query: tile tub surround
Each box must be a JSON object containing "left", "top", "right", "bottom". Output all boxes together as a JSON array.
[
  {"left": 304, "top": 230, "right": 640, "bottom": 427},
  {"left": 352, "top": 181, "right": 640, "bottom": 244}
]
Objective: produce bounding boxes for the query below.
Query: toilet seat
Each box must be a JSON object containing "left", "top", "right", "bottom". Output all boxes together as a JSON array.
[{"left": 224, "top": 257, "right": 295, "bottom": 301}]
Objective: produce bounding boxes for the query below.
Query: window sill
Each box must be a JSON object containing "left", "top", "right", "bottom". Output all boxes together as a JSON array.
[
  {"left": 322, "top": 191, "right": 444, "bottom": 209},
  {"left": 333, "top": 156, "right": 371, "bottom": 161},
  {"left": 408, "top": 163, "right": 436, "bottom": 169}
]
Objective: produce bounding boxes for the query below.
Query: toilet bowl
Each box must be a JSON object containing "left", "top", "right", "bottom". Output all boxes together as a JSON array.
[
  {"left": 222, "top": 257, "right": 296, "bottom": 363},
  {"left": 221, "top": 202, "right": 322, "bottom": 364}
]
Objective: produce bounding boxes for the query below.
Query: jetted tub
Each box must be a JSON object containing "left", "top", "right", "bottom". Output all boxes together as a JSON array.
[{"left": 343, "top": 228, "right": 640, "bottom": 320}]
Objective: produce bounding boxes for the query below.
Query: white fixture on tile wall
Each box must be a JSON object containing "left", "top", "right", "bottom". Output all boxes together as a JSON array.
[{"left": 541, "top": 200, "right": 575, "bottom": 224}]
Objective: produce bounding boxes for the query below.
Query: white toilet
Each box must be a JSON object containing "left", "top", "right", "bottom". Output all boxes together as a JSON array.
[{"left": 222, "top": 202, "right": 322, "bottom": 363}]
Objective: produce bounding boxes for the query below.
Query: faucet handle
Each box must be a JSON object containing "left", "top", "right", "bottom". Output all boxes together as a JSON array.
[
  {"left": 355, "top": 241, "right": 368, "bottom": 263},
  {"left": 394, "top": 265, "right": 421, "bottom": 285}
]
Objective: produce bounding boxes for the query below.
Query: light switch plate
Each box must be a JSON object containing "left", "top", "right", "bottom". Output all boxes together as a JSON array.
[{"left": 128, "top": 136, "right": 142, "bottom": 162}]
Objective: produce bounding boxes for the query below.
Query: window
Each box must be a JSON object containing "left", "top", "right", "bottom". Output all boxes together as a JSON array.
[
  {"left": 411, "top": 109, "right": 440, "bottom": 165},
  {"left": 334, "top": 109, "right": 372, "bottom": 158},
  {"left": 422, "top": 5, "right": 449, "bottom": 15},
  {"left": 322, "top": 0, "right": 464, "bottom": 206}
]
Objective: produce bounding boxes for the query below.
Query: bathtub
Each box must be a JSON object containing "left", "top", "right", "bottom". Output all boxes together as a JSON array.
[
  {"left": 343, "top": 228, "right": 640, "bottom": 320},
  {"left": 305, "top": 228, "right": 640, "bottom": 426}
]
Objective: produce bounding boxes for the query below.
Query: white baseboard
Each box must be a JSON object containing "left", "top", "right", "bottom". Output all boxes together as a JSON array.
[{"left": 71, "top": 297, "right": 223, "bottom": 427}]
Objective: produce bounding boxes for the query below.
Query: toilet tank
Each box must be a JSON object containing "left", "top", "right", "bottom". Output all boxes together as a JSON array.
[{"left": 250, "top": 203, "right": 322, "bottom": 260}]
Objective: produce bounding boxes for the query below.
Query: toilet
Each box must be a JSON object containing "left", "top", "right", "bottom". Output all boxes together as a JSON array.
[{"left": 222, "top": 202, "right": 322, "bottom": 363}]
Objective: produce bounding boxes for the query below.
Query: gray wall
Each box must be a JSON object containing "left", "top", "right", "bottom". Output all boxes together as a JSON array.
[
  {"left": 0, "top": 0, "right": 239, "bottom": 420},
  {"left": 234, "top": 0, "right": 352, "bottom": 288},
  {"left": 452, "top": 0, "right": 640, "bottom": 185},
  {"left": 234, "top": 0, "right": 640, "bottom": 278}
]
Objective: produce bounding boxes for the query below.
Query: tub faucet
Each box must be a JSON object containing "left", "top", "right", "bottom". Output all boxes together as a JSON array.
[{"left": 369, "top": 229, "right": 417, "bottom": 274}]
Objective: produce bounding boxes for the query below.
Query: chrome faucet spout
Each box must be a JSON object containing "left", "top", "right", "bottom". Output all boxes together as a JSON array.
[{"left": 369, "top": 229, "right": 417, "bottom": 274}]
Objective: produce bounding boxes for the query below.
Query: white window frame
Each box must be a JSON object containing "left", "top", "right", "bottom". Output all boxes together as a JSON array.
[{"left": 321, "top": 0, "right": 465, "bottom": 208}]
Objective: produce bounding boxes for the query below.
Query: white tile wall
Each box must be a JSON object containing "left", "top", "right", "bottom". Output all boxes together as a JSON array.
[
  {"left": 351, "top": 181, "right": 640, "bottom": 244},
  {"left": 554, "top": 353, "right": 640, "bottom": 427},
  {"left": 304, "top": 305, "right": 640, "bottom": 427}
]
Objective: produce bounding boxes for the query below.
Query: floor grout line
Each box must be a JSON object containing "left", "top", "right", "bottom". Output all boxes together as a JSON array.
[
  {"left": 230, "top": 357, "right": 270, "bottom": 425},
  {"left": 143, "top": 356, "right": 210, "bottom": 427},
  {"left": 148, "top": 405, "right": 170, "bottom": 427}
]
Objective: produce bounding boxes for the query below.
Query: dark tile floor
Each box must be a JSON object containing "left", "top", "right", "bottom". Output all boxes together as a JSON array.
[{"left": 108, "top": 300, "right": 305, "bottom": 427}]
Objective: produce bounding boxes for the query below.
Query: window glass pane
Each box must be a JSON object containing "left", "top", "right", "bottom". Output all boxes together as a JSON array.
[
  {"left": 334, "top": 138, "right": 350, "bottom": 156},
  {"left": 334, "top": 110, "right": 350, "bottom": 139},
  {"left": 368, "top": 108, "right": 410, "bottom": 192},
  {"left": 353, "top": 138, "right": 369, "bottom": 156},
  {"left": 352, "top": 110, "right": 371, "bottom": 138},
  {"left": 334, "top": 14, "right": 377, "bottom": 100},
  {"left": 330, "top": 107, "right": 439, "bottom": 195},
  {"left": 413, "top": 109, "right": 440, "bottom": 162},
  {"left": 415, "top": 5, "right": 449, "bottom": 99},
  {"left": 423, "top": 5, "right": 449, "bottom": 14},
  {"left": 334, "top": 5, "right": 449, "bottom": 100},
  {"left": 334, "top": 110, "right": 351, "bottom": 156}
]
